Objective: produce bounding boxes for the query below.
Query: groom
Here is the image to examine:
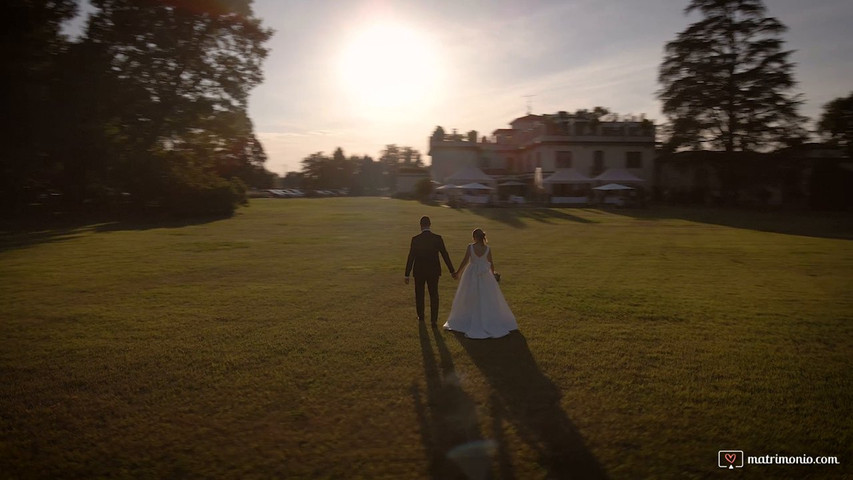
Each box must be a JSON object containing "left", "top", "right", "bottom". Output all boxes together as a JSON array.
[{"left": 405, "top": 216, "right": 455, "bottom": 325}]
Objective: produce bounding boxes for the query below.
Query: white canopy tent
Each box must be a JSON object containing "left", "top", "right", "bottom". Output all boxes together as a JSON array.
[
  {"left": 455, "top": 182, "right": 494, "bottom": 205},
  {"left": 459, "top": 183, "right": 493, "bottom": 190},
  {"left": 593, "top": 182, "right": 637, "bottom": 206},
  {"left": 544, "top": 168, "right": 593, "bottom": 205},
  {"left": 445, "top": 166, "right": 495, "bottom": 186},
  {"left": 543, "top": 168, "right": 593, "bottom": 184},
  {"left": 593, "top": 183, "right": 635, "bottom": 191},
  {"left": 498, "top": 180, "right": 527, "bottom": 205}
]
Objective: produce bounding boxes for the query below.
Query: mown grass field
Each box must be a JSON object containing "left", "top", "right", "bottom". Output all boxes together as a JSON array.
[{"left": 1, "top": 198, "right": 851, "bottom": 479}]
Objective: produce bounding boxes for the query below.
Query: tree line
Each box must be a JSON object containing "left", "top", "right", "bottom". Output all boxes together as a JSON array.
[
  {"left": 284, "top": 144, "right": 425, "bottom": 196},
  {"left": 2, "top": 0, "right": 273, "bottom": 217}
]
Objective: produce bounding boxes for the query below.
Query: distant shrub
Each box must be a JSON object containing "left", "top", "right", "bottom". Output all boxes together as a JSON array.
[{"left": 414, "top": 178, "right": 433, "bottom": 200}]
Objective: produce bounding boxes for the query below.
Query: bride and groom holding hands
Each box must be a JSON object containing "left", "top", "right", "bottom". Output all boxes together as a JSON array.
[{"left": 404, "top": 216, "right": 518, "bottom": 339}]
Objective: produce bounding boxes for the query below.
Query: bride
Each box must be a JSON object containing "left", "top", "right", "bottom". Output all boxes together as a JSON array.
[{"left": 444, "top": 229, "right": 518, "bottom": 339}]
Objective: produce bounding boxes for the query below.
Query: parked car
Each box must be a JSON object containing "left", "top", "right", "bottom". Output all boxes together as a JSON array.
[{"left": 248, "top": 189, "right": 273, "bottom": 198}]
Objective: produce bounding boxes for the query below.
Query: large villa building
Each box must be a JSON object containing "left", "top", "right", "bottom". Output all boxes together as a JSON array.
[
  {"left": 429, "top": 111, "right": 657, "bottom": 191},
  {"left": 424, "top": 111, "right": 851, "bottom": 209}
]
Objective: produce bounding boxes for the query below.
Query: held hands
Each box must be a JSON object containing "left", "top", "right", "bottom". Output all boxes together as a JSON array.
[{"left": 404, "top": 277, "right": 409, "bottom": 285}]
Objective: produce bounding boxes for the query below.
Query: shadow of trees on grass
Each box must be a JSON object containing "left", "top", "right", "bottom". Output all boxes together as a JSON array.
[
  {"left": 460, "top": 207, "right": 597, "bottom": 229},
  {"left": 608, "top": 205, "right": 853, "bottom": 240},
  {"left": 0, "top": 213, "right": 232, "bottom": 253},
  {"left": 458, "top": 203, "right": 853, "bottom": 239}
]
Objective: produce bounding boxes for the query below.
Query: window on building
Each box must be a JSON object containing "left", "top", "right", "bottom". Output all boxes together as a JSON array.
[
  {"left": 536, "top": 152, "right": 542, "bottom": 168},
  {"left": 626, "top": 151, "right": 643, "bottom": 169},
  {"left": 592, "top": 151, "right": 605, "bottom": 176},
  {"left": 507, "top": 157, "right": 515, "bottom": 172},
  {"left": 556, "top": 151, "right": 573, "bottom": 168}
]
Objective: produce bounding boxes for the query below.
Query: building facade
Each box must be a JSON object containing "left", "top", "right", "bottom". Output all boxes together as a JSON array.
[
  {"left": 395, "top": 166, "right": 431, "bottom": 195},
  {"left": 429, "top": 112, "right": 658, "bottom": 186}
]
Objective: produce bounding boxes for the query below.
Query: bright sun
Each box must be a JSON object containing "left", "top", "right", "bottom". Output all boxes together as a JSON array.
[{"left": 337, "top": 22, "right": 442, "bottom": 114}]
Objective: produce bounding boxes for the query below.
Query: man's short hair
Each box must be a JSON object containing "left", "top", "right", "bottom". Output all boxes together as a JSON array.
[{"left": 420, "top": 216, "right": 431, "bottom": 228}]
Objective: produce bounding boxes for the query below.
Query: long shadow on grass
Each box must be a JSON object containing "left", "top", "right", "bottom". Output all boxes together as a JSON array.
[
  {"left": 460, "top": 207, "right": 596, "bottom": 229},
  {"left": 412, "top": 322, "right": 494, "bottom": 480},
  {"left": 0, "top": 213, "right": 231, "bottom": 252},
  {"left": 456, "top": 331, "right": 609, "bottom": 479},
  {"left": 615, "top": 206, "right": 853, "bottom": 240}
]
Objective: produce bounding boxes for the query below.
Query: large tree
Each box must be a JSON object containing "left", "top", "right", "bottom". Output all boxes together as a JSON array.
[
  {"left": 0, "top": 0, "right": 77, "bottom": 211},
  {"left": 1, "top": 0, "right": 273, "bottom": 216},
  {"left": 658, "top": 0, "right": 806, "bottom": 152},
  {"left": 817, "top": 92, "right": 853, "bottom": 157},
  {"left": 79, "top": 0, "right": 273, "bottom": 210}
]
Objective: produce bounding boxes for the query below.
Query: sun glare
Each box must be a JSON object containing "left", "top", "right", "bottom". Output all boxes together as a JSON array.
[{"left": 337, "top": 22, "right": 442, "bottom": 114}]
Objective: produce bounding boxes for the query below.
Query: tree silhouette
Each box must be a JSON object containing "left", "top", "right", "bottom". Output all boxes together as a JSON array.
[
  {"left": 658, "top": 0, "right": 806, "bottom": 152},
  {"left": 818, "top": 92, "right": 853, "bottom": 157},
  {"left": 81, "top": 0, "right": 273, "bottom": 211},
  {"left": 1, "top": 0, "right": 77, "bottom": 211},
  {"left": 1, "top": 0, "right": 273, "bottom": 216}
]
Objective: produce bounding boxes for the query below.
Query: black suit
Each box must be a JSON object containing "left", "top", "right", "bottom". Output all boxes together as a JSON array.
[{"left": 405, "top": 229, "right": 455, "bottom": 323}]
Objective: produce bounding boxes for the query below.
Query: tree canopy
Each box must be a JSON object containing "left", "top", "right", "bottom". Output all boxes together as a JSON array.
[
  {"left": 658, "top": 0, "right": 806, "bottom": 152},
  {"left": 1, "top": 0, "right": 273, "bottom": 217},
  {"left": 1, "top": 0, "right": 78, "bottom": 210}
]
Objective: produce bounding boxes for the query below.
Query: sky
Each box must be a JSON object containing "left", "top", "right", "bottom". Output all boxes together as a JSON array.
[
  {"left": 65, "top": 1, "right": 853, "bottom": 175},
  {"left": 245, "top": 0, "right": 853, "bottom": 175}
]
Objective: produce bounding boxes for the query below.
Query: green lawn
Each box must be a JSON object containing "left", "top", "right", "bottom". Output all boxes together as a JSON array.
[{"left": 1, "top": 198, "right": 851, "bottom": 479}]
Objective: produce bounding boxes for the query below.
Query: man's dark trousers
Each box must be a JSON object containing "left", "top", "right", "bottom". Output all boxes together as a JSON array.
[{"left": 415, "top": 275, "right": 440, "bottom": 324}]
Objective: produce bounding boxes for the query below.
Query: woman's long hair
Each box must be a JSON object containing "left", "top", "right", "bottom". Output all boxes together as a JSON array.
[{"left": 473, "top": 228, "right": 487, "bottom": 244}]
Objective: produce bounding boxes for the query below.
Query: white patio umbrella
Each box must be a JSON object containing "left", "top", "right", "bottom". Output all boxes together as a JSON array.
[
  {"left": 593, "top": 183, "right": 634, "bottom": 191},
  {"left": 498, "top": 180, "right": 526, "bottom": 186},
  {"left": 593, "top": 168, "right": 645, "bottom": 183},
  {"left": 445, "top": 166, "right": 495, "bottom": 185},
  {"left": 435, "top": 184, "right": 461, "bottom": 191},
  {"left": 543, "top": 168, "right": 593, "bottom": 184}
]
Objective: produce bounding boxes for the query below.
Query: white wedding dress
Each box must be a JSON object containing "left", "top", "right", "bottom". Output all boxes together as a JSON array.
[{"left": 444, "top": 245, "right": 518, "bottom": 339}]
